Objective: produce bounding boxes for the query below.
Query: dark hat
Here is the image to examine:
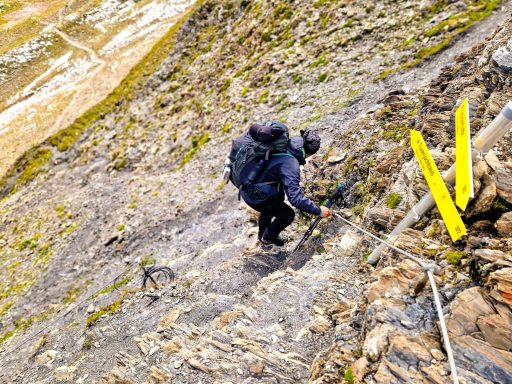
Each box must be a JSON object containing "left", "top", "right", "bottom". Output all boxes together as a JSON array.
[{"left": 300, "top": 129, "right": 321, "bottom": 155}]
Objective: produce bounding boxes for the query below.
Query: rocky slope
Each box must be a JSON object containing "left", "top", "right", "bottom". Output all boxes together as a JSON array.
[
  {"left": 0, "top": 0, "right": 511, "bottom": 383},
  {"left": 0, "top": 0, "right": 194, "bottom": 177}
]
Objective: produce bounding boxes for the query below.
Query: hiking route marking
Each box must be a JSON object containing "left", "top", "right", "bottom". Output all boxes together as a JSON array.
[
  {"left": 410, "top": 129, "right": 466, "bottom": 242},
  {"left": 455, "top": 98, "right": 474, "bottom": 210}
]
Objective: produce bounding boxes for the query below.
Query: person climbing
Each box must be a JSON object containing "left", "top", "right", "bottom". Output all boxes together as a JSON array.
[{"left": 228, "top": 121, "right": 332, "bottom": 246}]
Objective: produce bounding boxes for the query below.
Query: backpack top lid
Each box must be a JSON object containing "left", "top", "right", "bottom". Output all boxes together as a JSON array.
[{"left": 249, "top": 121, "right": 288, "bottom": 144}]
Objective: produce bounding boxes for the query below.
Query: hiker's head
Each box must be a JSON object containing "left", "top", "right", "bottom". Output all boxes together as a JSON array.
[{"left": 300, "top": 129, "right": 321, "bottom": 156}]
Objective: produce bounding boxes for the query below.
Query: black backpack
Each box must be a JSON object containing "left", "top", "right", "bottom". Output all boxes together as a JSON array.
[{"left": 228, "top": 121, "right": 289, "bottom": 192}]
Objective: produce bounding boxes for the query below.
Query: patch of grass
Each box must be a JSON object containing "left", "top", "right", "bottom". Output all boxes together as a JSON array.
[
  {"left": 318, "top": 73, "right": 327, "bottom": 83},
  {"left": 61, "top": 223, "right": 79, "bottom": 236},
  {"left": 259, "top": 90, "right": 269, "bottom": 104},
  {"left": 220, "top": 78, "right": 232, "bottom": 92},
  {"left": 12, "top": 148, "right": 52, "bottom": 190},
  {"left": 179, "top": 133, "right": 210, "bottom": 168},
  {"left": 221, "top": 121, "right": 232, "bottom": 133},
  {"left": 310, "top": 52, "right": 328, "bottom": 68},
  {"left": 386, "top": 193, "right": 402, "bottom": 209},
  {"left": 0, "top": 301, "right": 14, "bottom": 317},
  {"left": 273, "top": 4, "right": 292, "bottom": 19},
  {"left": 86, "top": 296, "right": 124, "bottom": 327},
  {"left": 0, "top": 330, "right": 14, "bottom": 345},
  {"left": 48, "top": 0, "right": 206, "bottom": 152},
  {"left": 344, "top": 367, "right": 354, "bottom": 384},
  {"left": 140, "top": 255, "right": 156, "bottom": 267},
  {"left": 91, "top": 277, "right": 131, "bottom": 300},
  {"left": 34, "top": 243, "right": 52, "bottom": 266}
]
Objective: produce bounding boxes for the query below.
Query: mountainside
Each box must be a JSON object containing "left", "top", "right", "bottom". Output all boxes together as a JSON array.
[
  {"left": 0, "top": 0, "right": 194, "bottom": 177},
  {"left": 1, "top": 0, "right": 512, "bottom": 383}
]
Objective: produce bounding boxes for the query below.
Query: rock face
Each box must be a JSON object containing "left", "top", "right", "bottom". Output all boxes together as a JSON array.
[
  {"left": 305, "top": 16, "right": 512, "bottom": 384},
  {"left": 492, "top": 38, "right": 512, "bottom": 72},
  {"left": 495, "top": 212, "right": 512, "bottom": 236}
]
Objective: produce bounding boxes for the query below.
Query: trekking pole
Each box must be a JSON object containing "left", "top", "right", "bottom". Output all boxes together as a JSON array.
[{"left": 290, "top": 183, "right": 346, "bottom": 254}]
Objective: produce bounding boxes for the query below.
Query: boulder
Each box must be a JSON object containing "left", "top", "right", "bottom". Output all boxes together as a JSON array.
[
  {"left": 468, "top": 178, "right": 496, "bottom": 216},
  {"left": 453, "top": 335, "right": 512, "bottom": 383},
  {"left": 477, "top": 311, "right": 512, "bottom": 351},
  {"left": 496, "top": 212, "right": 512, "bottom": 237},
  {"left": 488, "top": 268, "right": 512, "bottom": 306},
  {"left": 474, "top": 249, "right": 512, "bottom": 264},
  {"left": 492, "top": 38, "right": 512, "bottom": 72},
  {"left": 364, "top": 323, "right": 395, "bottom": 362},
  {"left": 367, "top": 206, "right": 405, "bottom": 229},
  {"left": 496, "top": 162, "right": 512, "bottom": 204},
  {"left": 446, "top": 287, "right": 495, "bottom": 336}
]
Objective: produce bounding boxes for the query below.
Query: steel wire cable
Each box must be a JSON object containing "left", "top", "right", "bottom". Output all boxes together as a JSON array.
[{"left": 332, "top": 210, "right": 459, "bottom": 384}]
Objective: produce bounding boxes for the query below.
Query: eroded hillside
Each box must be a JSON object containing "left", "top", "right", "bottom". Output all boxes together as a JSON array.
[{"left": 0, "top": 0, "right": 511, "bottom": 383}]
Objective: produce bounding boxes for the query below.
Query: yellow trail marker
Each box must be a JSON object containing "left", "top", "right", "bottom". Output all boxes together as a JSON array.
[
  {"left": 410, "top": 130, "right": 467, "bottom": 242},
  {"left": 455, "top": 98, "right": 474, "bottom": 210}
]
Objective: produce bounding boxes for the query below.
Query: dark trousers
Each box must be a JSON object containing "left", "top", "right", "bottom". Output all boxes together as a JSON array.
[{"left": 247, "top": 199, "right": 295, "bottom": 240}]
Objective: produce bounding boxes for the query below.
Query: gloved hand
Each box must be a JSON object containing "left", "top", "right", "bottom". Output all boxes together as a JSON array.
[{"left": 319, "top": 206, "right": 332, "bottom": 218}]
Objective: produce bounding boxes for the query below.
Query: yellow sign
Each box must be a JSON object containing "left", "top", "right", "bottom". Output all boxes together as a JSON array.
[
  {"left": 410, "top": 130, "right": 466, "bottom": 242},
  {"left": 455, "top": 98, "right": 474, "bottom": 210}
]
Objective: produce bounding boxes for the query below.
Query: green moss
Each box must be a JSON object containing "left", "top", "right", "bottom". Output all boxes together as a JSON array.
[
  {"left": 492, "top": 197, "right": 512, "bottom": 213},
  {"left": 273, "top": 4, "right": 292, "bottom": 19},
  {"left": 16, "top": 236, "right": 39, "bottom": 251},
  {"left": 374, "top": 68, "right": 396, "bottom": 82},
  {"left": 310, "top": 52, "right": 328, "bottom": 68},
  {"left": 220, "top": 78, "right": 232, "bottom": 92},
  {"left": 342, "top": 155, "right": 355, "bottom": 177},
  {"left": 344, "top": 367, "right": 354, "bottom": 384},
  {"left": 221, "top": 121, "right": 232, "bottom": 133},
  {"left": 0, "top": 301, "right": 14, "bottom": 317},
  {"left": 427, "top": 221, "right": 439, "bottom": 238},
  {"left": 318, "top": 73, "right": 327, "bottom": 83},
  {"left": 34, "top": 243, "right": 52, "bottom": 266},
  {"left": 0, "top": 330, "right": 14, "bottom": 345},
  {"left": 386, "top": 193, "right": 402, "bottom": 209},
  {"left": 91, "top": 277, "right": 131, "bottom": 300},
  {"left": 63, "top": 285, "right": 83, "bottom": 305},
  {"left": 140, "top": 255, "right": 156, "bottom": 267},
  {"left": 55, "top": 204, "right": 66, "bottom": 219},
  {"left": 117, "top": 224, "right": 126, "bottom": 231},
  {"left": 13, "top": 148, "right": 52, "bottom": 189},
  {"left": 179, "top": 133, "right": 210, "bottom": 168},
  {"left": 86, "top": 296, "right": 124, "bottom": 327},
  {"left": 113, "top": 156, "right": 127, "bottom": 170},
  {"left": 444, "top": 250, "right": 466, "bottom": 266},
  {"left": 61, "top": 223, "right": 79, "bottom": 236},
  {"left": 259, "top": 90, "right": 269, "bottom": 104}
]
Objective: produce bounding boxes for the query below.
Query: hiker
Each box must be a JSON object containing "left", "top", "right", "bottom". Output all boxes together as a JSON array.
[{"left": 228, "top": 121, "right": 331, "bottom": 246}]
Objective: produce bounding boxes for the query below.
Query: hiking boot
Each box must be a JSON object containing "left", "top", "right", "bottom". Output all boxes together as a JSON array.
[{"left": 260, "top": 234, "right": 286, "bottom": 246}]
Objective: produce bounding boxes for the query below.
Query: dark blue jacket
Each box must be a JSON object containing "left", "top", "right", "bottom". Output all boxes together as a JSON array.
[{"left": 241, "top": 137, "right": 321, "bottom": 215}]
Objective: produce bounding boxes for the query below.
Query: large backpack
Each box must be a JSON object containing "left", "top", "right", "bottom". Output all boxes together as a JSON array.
[{"left": 228, "top": 121, "right": 289, "bottom": 192}]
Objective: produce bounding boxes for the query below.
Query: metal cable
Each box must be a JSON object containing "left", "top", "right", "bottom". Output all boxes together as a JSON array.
[{"left": 332, "top": 211, "right": 459, "bottom": 384}]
